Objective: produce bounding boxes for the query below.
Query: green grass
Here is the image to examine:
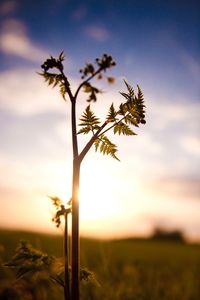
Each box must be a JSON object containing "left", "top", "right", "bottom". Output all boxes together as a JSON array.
[{"left": 0, "top": 229, "right": 200, "bottom": 300}]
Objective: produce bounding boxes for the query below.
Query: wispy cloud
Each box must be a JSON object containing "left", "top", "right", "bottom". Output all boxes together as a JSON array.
[
  {"left": 84, "top": 25, "right": 110, "bottom": 41},
  {"left": 0, "top": 66, "right": 88, "bottom": 118},
  {"left": 0, "top": 68, "right": 68, "bottom": 115},
  {"left": 0, "top": 19, "right": 47, "bottom": 62},
  {"left": 146, "top": 176, "right": 200, "bottom": 201}
]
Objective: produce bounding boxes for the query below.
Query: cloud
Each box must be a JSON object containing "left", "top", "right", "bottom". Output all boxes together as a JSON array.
[
  {"left": 146, "top": 176, "right": 200, "bottom": 201},
  {"left": 0, "top": 19, "right": 47, "bottom": 62},
  {"left": 115, "top": 93, "right": 200, "bottom": 179},
  {"left": 148, "top": 98, "right": 200, "bottom": 131},
  {"left": 137, "top": 176, "right": 200, "bottom": 240},
  {"left": 0, "top": 0, "right": 17, "bottom": 15},
  {"left": 0, "top": 68, "right": 69, "bottom": 115},
  {"left": 0, "top": 66, "right": 90, "bottom": 119},
  {"left": 84, "top": 25, "right": 110, "bottom": 41}
]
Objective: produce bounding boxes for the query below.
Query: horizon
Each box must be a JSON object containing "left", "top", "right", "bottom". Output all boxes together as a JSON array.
[{"left": 1, "top": 225, "right": 199, "bottom": 244}]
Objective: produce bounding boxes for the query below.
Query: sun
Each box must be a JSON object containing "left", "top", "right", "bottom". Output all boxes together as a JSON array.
[{"left": 79, "top": 164, "right": 119, "bottom": 221}]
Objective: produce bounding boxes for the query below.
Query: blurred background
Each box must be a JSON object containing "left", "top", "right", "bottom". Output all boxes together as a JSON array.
[{"left": 0, "top": 0, "right": 199, "bottom": 242}]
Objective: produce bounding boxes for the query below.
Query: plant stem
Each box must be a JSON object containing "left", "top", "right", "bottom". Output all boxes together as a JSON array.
[
  {"left": 71, "top": 100, "right": 79, "bottom": 157},
  {"left": 70, "top": 87, "right": 80, "bottom": 300},
  {"left": 74, "top": 67, "right": 102, "bottom": 101},
  {"left": 99, "top": 113, "right": 130, "bottom": 137},
  {"left": 64, "top": 213, "right": 70, "bottom": 300},
  {"left": 71, "top": 158, "right": 80, "bottom": 300},
  {"left": 79, "top": 121, "right": 108, "bottom": 162}
]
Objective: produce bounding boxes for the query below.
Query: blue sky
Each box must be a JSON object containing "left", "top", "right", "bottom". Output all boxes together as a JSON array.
[{"left": 0, "top": 0, "right": 200, "bottom": 240}]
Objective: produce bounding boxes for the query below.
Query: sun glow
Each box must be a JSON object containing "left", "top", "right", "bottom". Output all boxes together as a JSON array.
[{"left": 79, "top": 163, "right": 120, "bottom": 221}]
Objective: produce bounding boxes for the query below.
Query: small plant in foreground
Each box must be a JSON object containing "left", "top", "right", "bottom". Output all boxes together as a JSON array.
[{"left": 6, "top": 52, "right": 146, "bottom": 300}]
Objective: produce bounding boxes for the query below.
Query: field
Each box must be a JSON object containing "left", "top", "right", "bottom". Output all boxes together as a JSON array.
[{"left": 0, "top": 229, "right": 200, "bottom": 300}]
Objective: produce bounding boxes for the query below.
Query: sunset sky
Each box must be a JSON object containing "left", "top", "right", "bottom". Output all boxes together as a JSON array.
[{"left": 0, "top": 0, "right": 199, "bottom": 241}]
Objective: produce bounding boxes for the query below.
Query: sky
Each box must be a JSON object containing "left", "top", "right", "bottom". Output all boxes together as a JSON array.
[{"left": 0, "top": 0, "right": 199, "bottom": 241}]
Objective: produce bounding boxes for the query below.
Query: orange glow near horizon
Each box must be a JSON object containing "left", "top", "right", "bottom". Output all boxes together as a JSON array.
[{"left": 0, "top": 155, "right": 200, "bottom": 242}]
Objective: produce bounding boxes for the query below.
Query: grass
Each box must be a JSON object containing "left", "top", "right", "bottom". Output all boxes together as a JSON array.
[{"left": 0, "top": 229, "right": 200, "bottom": 300}]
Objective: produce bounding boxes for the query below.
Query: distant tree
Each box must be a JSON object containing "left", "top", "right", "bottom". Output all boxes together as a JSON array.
[
  {"left": 5, "top": 52, "right": 146, "bottom": 300},
  {"left": 151, "top": 227, "right": 185, "bottom": 242}
]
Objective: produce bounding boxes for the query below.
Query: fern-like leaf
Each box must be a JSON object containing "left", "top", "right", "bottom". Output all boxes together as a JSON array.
[
  {"left": 113, "top": 122, "right": 136, "bottom": 135},
  {"left": 39, "top": 72, "right": 67, "bottom": 101},
  {"left": 123, "top": 114, "right": 139, "bottom": 127},
  {"left": 94, "top": 135, "right": 119, "bottom": 161},
  {"left": 78, "top": 105, "right": 100, "bottom": 134},
  {"left": 124, "top": 80, "right": 135, "bottom": 97},
  {"left": 78, "top": 127, "right": 92, "bottom": 135},
  {"left": 59, "top": 83, "right": 67, "bottom": 100},
  {"left": 119, "top": 80, "right": 146, "bottom": 125},
  {"left": 106, "top": 103, "right": 118, "bottom": 122}
]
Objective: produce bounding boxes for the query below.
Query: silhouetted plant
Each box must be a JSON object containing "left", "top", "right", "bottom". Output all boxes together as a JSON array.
[
  {"left": 6, "top": 52, "right": 146, "bottom": 300},
  {"left": 4, "top": 240, "right": 96, "bottom": 298},
  {"left": 40, "top": 51, "right": 146, "bottom": 300}
]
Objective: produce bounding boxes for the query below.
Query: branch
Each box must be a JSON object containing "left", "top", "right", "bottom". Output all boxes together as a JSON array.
[
  {"left": 79, "top": 121, "right": 108, "bottom": 162},
  {"left": 74, "top": 67, "right": 103, "bottom": 101},
  {"left": 71, "top": 100, "right": 79, "bottom": 158},
  {"left": 50, "top": 275, "right": 65, "bottom": 288},
  {"left": 98, "top": 112, "right": 131, "bottom": 138},
  {"left": 60, "top": 69, "right": 74, "bottom": 102}
]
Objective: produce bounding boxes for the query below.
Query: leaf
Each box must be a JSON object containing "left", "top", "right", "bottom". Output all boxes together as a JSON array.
[
  {"left": 113, "top": 122, "right": 136, "bottom": 135},
  {"left": 94, "top": 135, "right": 119, "bottom": 161},
  {"left": 59, "top": 83, "right": 67, "bottom": 100},
  {"left": 78, "top": 126, "right": 92, "bottom": 135},
  {"left": 79, "top": 105, "right": 100, "bottom": 134},
  {"left": 119, "top": 80, "right": 146, "bottom": 125},
  {"left": 124, "top": 80, "right": 135, "bottom": 97},
  {"left": 59, "top": 51, "right": 65, "bottom": 62},
  {"left": 40, "top": 72, "right": 67, "bottom": 101},
  {"left": 106, "top": 103, "right": 118, "bottom": 122},
  {"left": 49, "top": 196, "right": 62, "bottom": 209},
  {"left": 83, "top": 83, "right": 101, "bottom": 102},
  {"left": 5, "top": 241, "right": 54, "bottom": 280},
  {"left": 124, "top": 114, "right": 139, "bottom": 127},
  {"left": 94, "top": 138, "right": 101, "bottom": 151}
]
